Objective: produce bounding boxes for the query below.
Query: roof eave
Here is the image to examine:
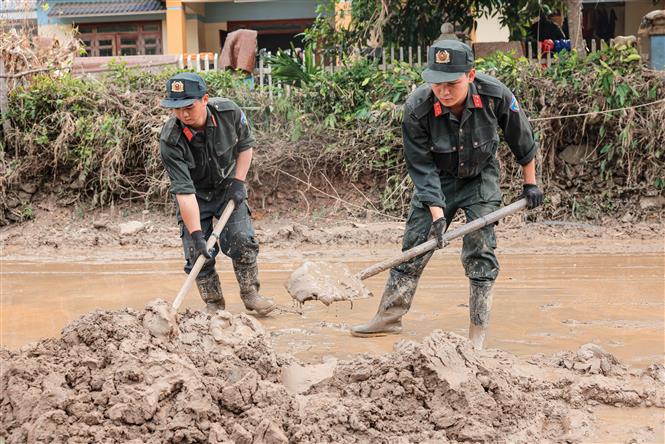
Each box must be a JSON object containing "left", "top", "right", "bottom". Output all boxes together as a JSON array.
[{"left": 49, "top": 10, "right": 166, "bottom": 19}]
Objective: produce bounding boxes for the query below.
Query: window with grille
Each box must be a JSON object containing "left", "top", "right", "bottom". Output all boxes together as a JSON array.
[{"left": 78, "top": 21, "right": 162, "bottom": 57}]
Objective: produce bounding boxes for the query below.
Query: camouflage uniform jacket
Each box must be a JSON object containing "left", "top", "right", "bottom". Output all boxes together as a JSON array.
[
  {"left": 402, "top": 72, "right": 537, "bottom": 208},
  {"left": 159, "top": 98, "right": 255, "bottom": 202}
]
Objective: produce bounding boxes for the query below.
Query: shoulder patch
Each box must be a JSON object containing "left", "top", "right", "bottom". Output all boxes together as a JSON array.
[{"left": 509, "top": 96, "right": 520, "bottom": 112}]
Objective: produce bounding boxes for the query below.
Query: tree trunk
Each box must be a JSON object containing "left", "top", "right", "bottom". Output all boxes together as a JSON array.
[{"left": 567, "top": 0, "right": 585, "bottom": 56}]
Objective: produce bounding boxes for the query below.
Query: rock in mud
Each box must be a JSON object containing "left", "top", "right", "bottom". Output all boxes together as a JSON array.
[
  {"left": 119, "top": 221, "right": 145, "bottom": 235},
  {"left": 1, "top": 308, "right": 663, "bottom": 443},
  {"left": 548, "top": 343, "right": 626, "bottom": 376}
]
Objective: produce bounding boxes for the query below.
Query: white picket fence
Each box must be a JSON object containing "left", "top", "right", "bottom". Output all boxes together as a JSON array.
[
  {"left": 177, "top": 40, "right": 609, "bottom": 95},
  {"left": 177, "top": 46, "right": 432, "bottom": 93}
]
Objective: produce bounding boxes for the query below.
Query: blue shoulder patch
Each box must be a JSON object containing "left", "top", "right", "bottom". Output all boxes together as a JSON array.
[
  {"left": 509, "top": 96, "right": 520, "bottom": 112},
  {"left": 240, "top": 111, "right": 248, "bottom": 127}
]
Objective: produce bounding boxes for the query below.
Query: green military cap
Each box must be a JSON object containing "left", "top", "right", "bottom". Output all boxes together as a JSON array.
[
  {"left": 161, "top": 72, "right": 207, "bottom": 109},
  {"left": 422, "top": 40, "right": 474, "bottom": 84}
]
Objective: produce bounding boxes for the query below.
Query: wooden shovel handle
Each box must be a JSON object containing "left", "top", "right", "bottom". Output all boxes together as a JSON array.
[
  {"left": 172, "top": 200, "right": 236, "bottom": 311},
  {"left": 356, "top": 199, "right": 528, "bottom": 281}
]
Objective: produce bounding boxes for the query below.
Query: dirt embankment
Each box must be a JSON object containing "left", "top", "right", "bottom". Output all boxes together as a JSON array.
[
  {"left": 1, "top": 199, "right": 664, "bottom": 258},
  {"left": 1, "top": 301, "right": 663, "bottom": 443}
]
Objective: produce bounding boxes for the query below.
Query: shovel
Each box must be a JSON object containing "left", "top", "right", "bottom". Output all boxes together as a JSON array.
[
  {"left": 168, "top": 200, "right": 302, "bottom": 316},
  {"left": 172, "top": 200, "right": 236, "bottom": 311},
  {"left": 286, "top": 198, "right": 528, "bottom": 306},
  {"left": 143, "top": 201, "right": 236, "bottom": 339}
]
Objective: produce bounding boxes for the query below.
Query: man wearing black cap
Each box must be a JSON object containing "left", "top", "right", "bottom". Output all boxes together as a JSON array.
[
  {"left": 351, "top": 40, "right": 544, "bottom": 348},
  {"left": 159, "top": 72, "right": 276, "bottom": 316}
]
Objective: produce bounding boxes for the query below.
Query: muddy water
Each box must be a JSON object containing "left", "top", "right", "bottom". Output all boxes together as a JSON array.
[{"left": 1, "top": 250, "right": 663, "bottom": 369}]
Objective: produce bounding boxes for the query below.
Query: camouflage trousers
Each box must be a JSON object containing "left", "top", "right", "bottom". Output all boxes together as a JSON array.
[
  {"left": 395, "top": 159, "right": 502, "bottom": 283},
  {"left": 176, "top": 192, "right": 258, "bottom": 278}
]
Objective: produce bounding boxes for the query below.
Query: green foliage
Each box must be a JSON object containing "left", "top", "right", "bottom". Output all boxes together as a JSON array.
[
  {"left": 304, "top": 0, "right": 560, "bottom": 48},
  {"left": 103, "top": 59, "right": 176, "bottom": 90},
  {"left": 476, "top": 45, "right": 664, "bottom": 213},
  {"left": 495, "top": 0, "right": 561, "bottom": 40},
  {"left": 266, "top": 45, "right": 321, "bottom": 86},
  {"left": 21, "top": 204, "right": 34, "bottom": 220},
  {"left": 3, "top": 44, "right": 663, "bottom": 225},
  {"left": 201, "top": 69, "right": 247, "bottom": 92},
  {"left": 303, "top": 0, "right": 349, "bottom": 48},
  {"left": 298, "top": 58, "right": 419, "bottom": 122}
]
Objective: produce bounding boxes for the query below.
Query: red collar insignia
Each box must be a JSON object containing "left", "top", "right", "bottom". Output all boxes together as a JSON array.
[
  {"left": 182, "top": 126, "right": 194, "bottom": 142},
  {"left": 210, "top": 114, "right": 217, "bottom": 127},
  {"left": 433, "top": 102, "right": 443, "bottom": 117},
  {"left": 472, "top": 94, "right": 483, "bottom": 108}
]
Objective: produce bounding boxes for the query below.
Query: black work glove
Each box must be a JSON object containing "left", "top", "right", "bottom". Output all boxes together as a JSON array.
[
  {"left": 190, "top": 230, "right": 212, "bottom": 261},
  {"left": 429, "top": 217, "right": 447, "bottom": 249},
  {"left": 521, "top": 184, "right": 544, "bottom": 209},
  {"left": 227, "top": 178, "right": 247, "bottom": 207}
]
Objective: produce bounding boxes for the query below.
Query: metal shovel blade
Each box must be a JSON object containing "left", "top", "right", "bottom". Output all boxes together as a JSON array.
[{"left": 285, "top": 199, "right": 527, "bottom": 305}]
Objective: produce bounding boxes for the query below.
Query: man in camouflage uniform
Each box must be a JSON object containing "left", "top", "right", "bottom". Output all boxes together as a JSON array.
[
  {"left": 159, "top": 72, "right": 276, "bottom": 316},
  {"left": 351, "top": 41, "right": 544, "bottom": 348}
]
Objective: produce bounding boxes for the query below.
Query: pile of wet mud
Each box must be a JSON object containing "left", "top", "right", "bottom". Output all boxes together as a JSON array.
[
  {"left": 286, "top": 261, "right": 370, "bottom": 306},
  {"left": 1, "top": 302, "right": 663, "bottom": 443}
]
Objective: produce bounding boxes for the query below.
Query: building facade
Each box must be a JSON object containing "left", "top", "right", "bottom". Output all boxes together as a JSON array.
[{"left": 31, "top": 0, "right": 317, "bottom": 56}]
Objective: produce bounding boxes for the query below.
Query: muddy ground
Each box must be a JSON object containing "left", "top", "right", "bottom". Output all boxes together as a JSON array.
[
  {"left": 0, "top": 198, "right": 663, "bottom": 253},
  {"left": 1, "top": 203, "right": 664, "bottom": 443}
]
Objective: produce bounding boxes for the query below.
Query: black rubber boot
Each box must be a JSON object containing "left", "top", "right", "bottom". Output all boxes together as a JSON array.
[
  {"left": 233, "top": 261, "right": 276, "bottom": 316},
  {"left": 350, "top": 269, "right": 419, "bottom": 337},
  {"left": 196, "top": 272, "right": 225, "bottom": 314},
  {"left": 468, "top": 280, "right": 494, "bottom": 349}
]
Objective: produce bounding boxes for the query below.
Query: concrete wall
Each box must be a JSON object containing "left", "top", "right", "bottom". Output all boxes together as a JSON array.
[
  {"left": 475, "top": 14, "right": 510, "bottom": 42},
  {"left": 197, "top": 19, "right": 207, "bottom": 52},
  {"left": 625, "top": 0, "right": 665, "bottom": 36},
  {"left": 186, "top": 17, "right": 200, "bottom": 53}
]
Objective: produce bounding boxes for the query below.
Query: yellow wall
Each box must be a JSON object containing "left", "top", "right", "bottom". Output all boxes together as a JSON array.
[
  {"left": 165, "top": 0, "right": 186, "bottom": 54},
  {"left": 201, "top": 21, "right": 228, "bottom": 53},
  {"left": 625, "top": 0, "right": 665, "bottom": 36},
  {"left": 161, "top": 19, "right": 168, "bottom": 53}
]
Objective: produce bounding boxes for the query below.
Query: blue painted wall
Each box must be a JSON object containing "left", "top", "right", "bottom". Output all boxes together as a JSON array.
[
  {"left": 651, "top": 35, "right": 665, "bottom": 71},
  {"left": 203, "top": 0, "right": 318, "bottom": 23},
  {"left": 37, "top": 1, "right": 51, "bottom": 25}
]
